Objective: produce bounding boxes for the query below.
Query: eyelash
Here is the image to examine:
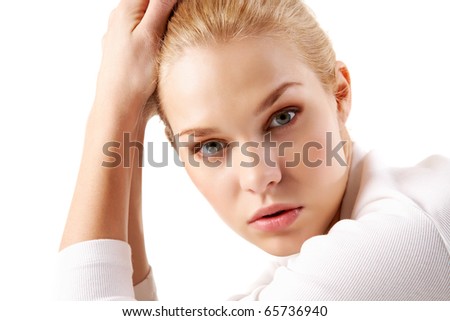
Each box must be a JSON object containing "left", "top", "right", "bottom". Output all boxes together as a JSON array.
[
  {"left": 265, "top": 107, "right": 299, "bottom": 131},
  {"left": 190, "top": 107, "right": 300, "bottom": 158}
]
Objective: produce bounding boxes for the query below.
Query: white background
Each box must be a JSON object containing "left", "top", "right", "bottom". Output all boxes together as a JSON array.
[{"left": 0, "top": 0, "right": 449, "bottom": 302}]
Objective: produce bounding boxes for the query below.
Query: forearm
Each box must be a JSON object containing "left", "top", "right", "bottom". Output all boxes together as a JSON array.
[
  {"left": 60, "top": 104, "right": 142, "bottom": 250},
  {"left": 127, "top": 121, "right": 151, "bottom": 285},
  {"left": 57, "top": 0, "right": 176, "bottom": 300}
]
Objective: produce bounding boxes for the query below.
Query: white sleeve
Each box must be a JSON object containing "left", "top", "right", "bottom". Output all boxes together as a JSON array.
[
  {"left": 56, "top": 239, "right": 157, "bottom": 301},
  {"left": 133, "top": 268, "right": 158, "bottom": 300},
  {"left": 236, "top": 201, "right": 450, "bottom": 301}
]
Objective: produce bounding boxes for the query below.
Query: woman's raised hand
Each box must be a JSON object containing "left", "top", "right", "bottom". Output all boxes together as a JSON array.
[
  {"left": 60, "top": 0, "right": 176, "bottom": 252},
  {"left": 95, "top": 0, "right": 177, "bottom": 120}
]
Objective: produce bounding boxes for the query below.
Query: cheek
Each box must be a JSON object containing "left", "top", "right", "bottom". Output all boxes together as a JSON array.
[
  {"left": 187, "top": 166, "right": 246, "bottom": 234},
  {"left": 284, "top": 109, "right": 348, "bottom": 196},
  {"left": 307, "top": 127, "right": 347, "bottom": 180},
  {"left": 184, "top": 164, "right": 237, "bottom": 221},
  {"left": 302, "top": 138, "right": 348, "bottom": 215},
  {"left": 303, "top": 105, "right": 346, "bottom": 166},
  {"left": 184, "top": 164, "right": 212, "bottom": 198},
  {"left": 292, "top": 126, "right": 341, "bottom": 166}
]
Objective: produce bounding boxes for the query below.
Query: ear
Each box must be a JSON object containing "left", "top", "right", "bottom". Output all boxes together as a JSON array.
[{"left": 334, "top": 61, "right": 352, "bottom": 123}]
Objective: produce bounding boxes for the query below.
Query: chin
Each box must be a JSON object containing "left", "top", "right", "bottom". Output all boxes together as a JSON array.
[{"left": 254, "top": 236, "right": 304, "bottom": 257}]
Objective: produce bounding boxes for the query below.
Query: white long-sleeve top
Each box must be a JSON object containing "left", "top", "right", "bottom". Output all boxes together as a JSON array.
[{"left": 56, "top": 146, "right": 450, "bottom": 300}]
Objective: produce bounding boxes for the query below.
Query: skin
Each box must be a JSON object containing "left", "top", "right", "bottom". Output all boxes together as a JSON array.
[{"left": 161, "top": 37, "right": 353, "bottom": 256}]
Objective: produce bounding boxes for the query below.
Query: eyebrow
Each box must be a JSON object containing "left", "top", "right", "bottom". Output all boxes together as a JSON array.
[
  {"left": 178, "top": 81, "right": 302, "bottom": 138},
  {"left": 178, "top": 127, "right": 220, "bottom": 139},
  {"left": 255, "top": 81, "right": 302, "bottom": 115}
]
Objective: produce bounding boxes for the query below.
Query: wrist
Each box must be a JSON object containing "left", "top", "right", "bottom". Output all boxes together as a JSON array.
[{"left": 89, "top": 98, "right": 147, "bottom": 132}]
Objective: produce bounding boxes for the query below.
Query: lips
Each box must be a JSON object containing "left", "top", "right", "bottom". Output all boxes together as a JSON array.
[{"left": 248, "top": 204, "right": 302, "bottom": 232}]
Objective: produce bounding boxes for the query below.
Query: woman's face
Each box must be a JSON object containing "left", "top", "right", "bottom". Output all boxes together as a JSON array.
[{"left": 160, "top": 37, "right": 352, "bottom": 256}]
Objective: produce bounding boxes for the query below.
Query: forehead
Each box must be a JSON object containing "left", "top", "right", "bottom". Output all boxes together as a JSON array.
[{"left": 159, "top": 37, "right": 321, "bottom": 134}]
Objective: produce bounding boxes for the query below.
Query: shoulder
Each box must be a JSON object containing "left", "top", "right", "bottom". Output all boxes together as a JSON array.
[
  {"left": 297, "top": 202, "right": 450, "bottom": 299},
  {"left": 357, "top": 151, "right": 450, "bottom": 206},
  {"left": 352, "top": 150, "right": 450, "bottom": 245},
  {"left": 390, "top": 154, "right": 450, "bottom": 213},
  {"left": 252, "top": 209, "right": 450, "bottom": 300}
]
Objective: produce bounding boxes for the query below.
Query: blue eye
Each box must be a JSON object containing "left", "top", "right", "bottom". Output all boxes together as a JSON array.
[
  {"left": 199, "top": 141, "right": 226, "bottom": 157},
  {"left": 269, "top": 110, "right": 297, "bottom": 128}
]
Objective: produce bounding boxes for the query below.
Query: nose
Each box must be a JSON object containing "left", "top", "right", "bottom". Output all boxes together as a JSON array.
[{"left": 238, "top": 142, "right": 282, "bottom": 194}]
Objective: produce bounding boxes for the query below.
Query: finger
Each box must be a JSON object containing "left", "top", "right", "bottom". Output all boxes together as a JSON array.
[
  {"left": 140, "top": 0, "right": 177, "bottom": 38},
  {"left": 111, "top": 0, "right": 150, "bottom": 31},
  {"left": 117, "top": 0, "right": 149, "bottom": 14}
]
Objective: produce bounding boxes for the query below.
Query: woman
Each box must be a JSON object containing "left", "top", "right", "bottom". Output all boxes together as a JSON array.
[{"left": 57, "top": 0, "right": 450, "bottom": 300}]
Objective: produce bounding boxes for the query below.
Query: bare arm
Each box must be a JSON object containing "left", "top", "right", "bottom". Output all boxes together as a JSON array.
[{"left": 59, "top": 0, "right": 176, "bottom": 287}]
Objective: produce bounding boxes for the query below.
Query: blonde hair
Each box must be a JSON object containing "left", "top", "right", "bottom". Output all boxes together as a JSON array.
[{"left": 151, "top": 0, "right": 338, "bottom": 142}]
